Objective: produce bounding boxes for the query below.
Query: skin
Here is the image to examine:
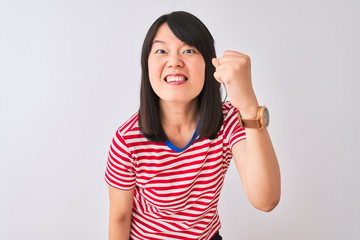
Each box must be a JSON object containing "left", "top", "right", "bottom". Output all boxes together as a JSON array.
[
  {"left": 108, "top": 186, "right": 133, "bottom": 240},
  {"left": 212, "top": 52, "right": 281, "bottom": 211},
  {"left": 148, "top": 23, "right": 205, "bottom": 105},
  {"left": 108, "top": 23, "right": 281, "bottom": 240},
  {"left": 147, "top": 23, "right": 205, "bottom": 147}
]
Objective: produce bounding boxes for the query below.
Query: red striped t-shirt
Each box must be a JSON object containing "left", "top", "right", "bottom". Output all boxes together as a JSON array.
[{"left": 105, "top": 101, "right": 246, "bottom": 240}]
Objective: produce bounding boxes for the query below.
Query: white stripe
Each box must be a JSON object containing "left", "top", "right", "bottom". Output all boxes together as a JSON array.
[{"left": 104, "top": 102, "right": 243, "bottom": 238}]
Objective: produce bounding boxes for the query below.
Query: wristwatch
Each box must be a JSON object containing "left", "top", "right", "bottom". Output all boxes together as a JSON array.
[{"left": 237, "top": 106, "right": 270, "bottom": 129}]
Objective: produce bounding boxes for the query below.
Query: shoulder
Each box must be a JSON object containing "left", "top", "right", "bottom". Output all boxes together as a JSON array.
[
  {"left": 222, "top": 101, "right": 239, "bottom": 120},
  {"left": 116, "top": 112, "right": 140, "bottom": 139}
]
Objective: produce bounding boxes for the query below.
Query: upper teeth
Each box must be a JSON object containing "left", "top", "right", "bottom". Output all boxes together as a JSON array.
[{"left": 166, "top": 76, "right": 186, "bottom": 82}]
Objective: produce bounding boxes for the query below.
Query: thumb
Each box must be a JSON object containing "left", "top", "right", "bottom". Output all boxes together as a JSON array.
[
  {"left": 212, "top": 58, "right": 222, "bottom": 83},
  {"left": 212, "top": 58, "right": 220, "bottom": 68}
]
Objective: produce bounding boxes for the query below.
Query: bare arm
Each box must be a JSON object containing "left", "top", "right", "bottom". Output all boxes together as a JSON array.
[
  {"left": 232, "top": 126, "right": 281, "bottom": 212},
  {"left": 108, "top": 185, "right": 134, "bottom": 240},
  {"left": 212, "top": 51, "right": 281, "bottom": 212}
]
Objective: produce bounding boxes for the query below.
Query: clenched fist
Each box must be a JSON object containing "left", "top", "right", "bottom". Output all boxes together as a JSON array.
[{"left": 212, "top": 50, "right": 259, "bottom": 118}]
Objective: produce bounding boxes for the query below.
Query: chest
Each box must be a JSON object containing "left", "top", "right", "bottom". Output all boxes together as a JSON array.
[
  {"left": 132, "top": 138, "right": 229, "bottom": 188},
  {"left": 128, "top": 132, "right": 233, "bottom": 209}
]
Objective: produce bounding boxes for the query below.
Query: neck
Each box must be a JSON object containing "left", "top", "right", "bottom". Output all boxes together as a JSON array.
[{"left": 160, "top": 99, "right": 199, "bottom": 131}]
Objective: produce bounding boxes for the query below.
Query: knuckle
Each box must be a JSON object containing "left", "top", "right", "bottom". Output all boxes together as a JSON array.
[
  {"left": 243, "top": 55, "right": 251, "bottom": 63},
  {"left": 238, "top": 56, "right": 250, "bottom": 66}
]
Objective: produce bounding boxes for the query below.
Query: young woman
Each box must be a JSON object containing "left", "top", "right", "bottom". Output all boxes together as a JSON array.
[{"left": 105, "top": 11, "right": 281, "bottom": 240}]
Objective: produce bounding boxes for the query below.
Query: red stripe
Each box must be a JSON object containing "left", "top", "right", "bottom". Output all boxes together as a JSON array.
[{"left": 105, "top": 101, "right": 245, "bottom": 239}]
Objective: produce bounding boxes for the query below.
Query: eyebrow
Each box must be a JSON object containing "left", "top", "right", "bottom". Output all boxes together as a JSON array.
[
  {"left": 152, "top": 40, "right": 190, "bottom": 49},
  {"left": 152, "top": 40, "right": 166, "bottom": 44}
]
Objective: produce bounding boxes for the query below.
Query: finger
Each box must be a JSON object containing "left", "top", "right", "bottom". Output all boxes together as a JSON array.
[
  {"left": 212, "top": 58, "right": 220, "bottom": 68},
  {"left": 213, "top": 71, "right": 223, "bottom": 83},
  {"left": 225, "top": 51, "right": 250, "bottom": 61},
  {"left": 218, "top": 55, "right": 251, "bottom": 67},
  {"left": 217, "top": 55, "right": 239, "bottom": 65},
  {"left": 212, "top": 63, "right": 227, "bottom": 72}
]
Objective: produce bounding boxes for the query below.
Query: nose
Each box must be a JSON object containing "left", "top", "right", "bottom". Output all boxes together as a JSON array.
[{"left": 166, "top": 53, "right": 184, "bottom": 68}]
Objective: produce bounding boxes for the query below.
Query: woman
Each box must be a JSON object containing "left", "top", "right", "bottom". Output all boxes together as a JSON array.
[{"left": 105, "top": 11, "right": 281, "bottom": 240}]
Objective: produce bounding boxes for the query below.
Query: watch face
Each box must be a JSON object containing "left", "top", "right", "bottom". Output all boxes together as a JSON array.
[{"left": 263, "top": 107, "right": 270, "bottom": 127}]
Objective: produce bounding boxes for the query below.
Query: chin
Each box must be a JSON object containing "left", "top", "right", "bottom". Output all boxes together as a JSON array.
[{"left": 161, "top": 96, "right": 199, "bottom": 104}]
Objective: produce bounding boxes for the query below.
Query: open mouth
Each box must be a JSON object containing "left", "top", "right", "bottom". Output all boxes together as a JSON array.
[{"left": 164, "top": 75, "right": 188, "bottom": 83}]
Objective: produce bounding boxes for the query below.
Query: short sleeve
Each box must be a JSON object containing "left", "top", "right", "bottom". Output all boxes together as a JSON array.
[
  {"left": 223, "top": 102, "right": 246, "bottom": 149},
  {"left": 105, "top": 129, "right": 136, "bottom": 190}
]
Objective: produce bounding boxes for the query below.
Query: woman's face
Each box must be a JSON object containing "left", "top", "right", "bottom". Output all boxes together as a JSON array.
[{"left": 148, "top": 23, "right": 206, "bottom": 104}]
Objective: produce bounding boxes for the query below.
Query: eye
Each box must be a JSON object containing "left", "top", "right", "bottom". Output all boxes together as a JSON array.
[
  {"left": 184, "top": 49, "right": 196, "bottom": 54},
  {"left": 155, "top": 49, "right": 166, "bottom": 54}
]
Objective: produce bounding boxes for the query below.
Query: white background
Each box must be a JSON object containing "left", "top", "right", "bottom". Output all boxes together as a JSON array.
[{"left": 1, "top": 0, "right": 359, "bottom": 239}]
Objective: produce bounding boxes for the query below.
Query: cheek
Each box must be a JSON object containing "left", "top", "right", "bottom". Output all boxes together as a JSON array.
[
  {"left": 147, "top": 59, "right": 156, "bottom": 78},
  {"left": 148, "top": 58, "right": 165, "bottom": 81},
  {"left": 147, "top": 60, "right": 162, "bottom": 95},
  {"left": 192, "top": 61, "right": 206, "bottom": 85}
]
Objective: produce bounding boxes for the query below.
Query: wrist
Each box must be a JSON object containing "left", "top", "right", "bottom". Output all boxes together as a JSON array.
[
  {"left": 239, "top": 105, "right": 259, "bottom": 119},
  {"left": 237, "top": 99, "right": 259, "bottom": 118},
  {"left": 235, "top": 95, "right": 259, "bottom": 118}
]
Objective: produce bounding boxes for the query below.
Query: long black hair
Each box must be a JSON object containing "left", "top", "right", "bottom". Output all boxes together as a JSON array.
[{"left": 139, "top": 11, "right": 223, "bottom": 142}]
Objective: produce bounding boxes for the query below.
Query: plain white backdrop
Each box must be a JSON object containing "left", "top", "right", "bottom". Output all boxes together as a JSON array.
[{"left": 1, "top": 0, "right": 359, "bottom": 239}]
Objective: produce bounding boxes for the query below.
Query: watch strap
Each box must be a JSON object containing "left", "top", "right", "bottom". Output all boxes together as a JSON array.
[
  {"left": 237, "top": 106, "right": 266, "bottom": 129},
  {"left": 238, "top": 116, "right": 262, "bottom": 128}
]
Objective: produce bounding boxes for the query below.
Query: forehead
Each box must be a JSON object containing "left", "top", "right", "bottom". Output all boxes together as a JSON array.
[{"left": 152, "top": 23, "right": 185, "bottom": 45}]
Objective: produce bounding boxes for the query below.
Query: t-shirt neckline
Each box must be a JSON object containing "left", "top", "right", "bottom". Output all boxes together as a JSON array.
[{"left": 165, "top": 120, "right": 200, "bottom": 153}]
